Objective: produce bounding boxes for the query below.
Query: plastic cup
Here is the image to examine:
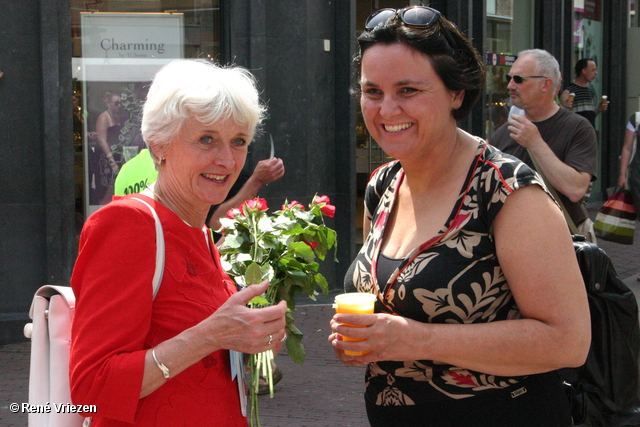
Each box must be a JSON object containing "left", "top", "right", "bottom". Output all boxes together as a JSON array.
[{"left": 333, "top": 293, "right": 377, "bottom": 356}]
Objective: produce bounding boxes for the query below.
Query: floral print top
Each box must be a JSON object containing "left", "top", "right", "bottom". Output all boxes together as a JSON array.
[{"left": 344, "top": 139, "right": 547, "bottom": 406}]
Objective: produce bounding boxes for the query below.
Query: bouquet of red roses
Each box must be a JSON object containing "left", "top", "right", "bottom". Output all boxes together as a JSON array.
[{"left": 218, "top": 195, "right": 337, "bottom": 426}]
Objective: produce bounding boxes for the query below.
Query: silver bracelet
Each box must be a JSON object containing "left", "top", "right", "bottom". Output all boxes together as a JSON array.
[{"left": 151, "top": 347, "right": 170, "bottom": 379}]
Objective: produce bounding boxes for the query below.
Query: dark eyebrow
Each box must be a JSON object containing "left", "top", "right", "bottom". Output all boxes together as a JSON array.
[
  {"left": 360, "top": 79, "right": 425, "bottom": 87},
  {"left": 395, "top": 79, "right": 425, "bottom": 86}
]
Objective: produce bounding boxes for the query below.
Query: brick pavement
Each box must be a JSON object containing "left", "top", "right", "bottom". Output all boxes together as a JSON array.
[
  {"left": 0, "top": 300, "right": 369, "bottom": 427},
  {"left": 1, "top": 210, "right": 638, "bottom": 427}
]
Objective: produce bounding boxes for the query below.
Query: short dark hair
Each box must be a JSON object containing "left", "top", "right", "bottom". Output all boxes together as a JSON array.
[
  {"left": 352, "top": 10, "right": 485, "bottom": 120},
  {"left": 574, "top": 58, "right": 594, "bottom": 78}
]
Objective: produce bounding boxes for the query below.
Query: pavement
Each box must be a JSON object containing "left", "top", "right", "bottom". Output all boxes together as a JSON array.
[{"left": 1, "top": 205, "right": 638, "bottom": 427}]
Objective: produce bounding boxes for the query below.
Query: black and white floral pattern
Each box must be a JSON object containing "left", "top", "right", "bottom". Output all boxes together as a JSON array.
[{"left": 345, "top": 140, "right": 548, "bottom": 405}]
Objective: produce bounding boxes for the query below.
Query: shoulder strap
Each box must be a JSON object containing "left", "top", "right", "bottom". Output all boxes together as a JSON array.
[{"left": 131, "top": 197, "right": 165, "bottom": 299}]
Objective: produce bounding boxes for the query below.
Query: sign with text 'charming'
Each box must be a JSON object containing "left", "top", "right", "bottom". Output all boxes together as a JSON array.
[{"left": 80, "top": 12, "right": 183, "bottom": 59}]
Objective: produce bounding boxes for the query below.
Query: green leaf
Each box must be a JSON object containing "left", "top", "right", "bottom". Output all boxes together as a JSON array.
[
  {"left": 285, "top": 326, "right": 306, "bottom": 365},
  {"left": 257, "top": 214, "right": 274, "bottom": 232},
  {"left": 223, "top": 233, "right": 244, "bottom": 249},
  {"left": 248, "top": 295, "right": 270, "bottom": 306},
  {"left": 260, "top": 236, "right": 279, "bottom": 250},
  {"left": 219, "top": 217, "right": 237, "bottom": 229},
  {"left": 280, "top": 223, "right": 305, "bottom": 235},
  {"left": 278, "top": 257, "right": 306, "bottom": 273},
  {"left": 290, "top": 241, "right": 315, "bottom": 259},
  {"left": 286, "top": 319, "right": 303, "bottom": 336},
  {"left": 314, "top": 273, "right": 329, "bottom": 296},
  {"left": 237, "top": 253, "right": 253, "bottom": 263},
  {"left": 261, "top": 263, "right": 275, "bottom": 283},
  {"left": 245, "top": 261, "right": 263, "bottom": 285}
]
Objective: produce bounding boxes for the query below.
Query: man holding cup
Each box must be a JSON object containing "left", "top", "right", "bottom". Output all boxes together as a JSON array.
[{"left": 560, "top": 57, "right": 609, "bottom": 128}]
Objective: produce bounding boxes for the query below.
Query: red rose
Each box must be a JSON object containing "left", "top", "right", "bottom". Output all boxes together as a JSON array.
[
  {"left": 240, "top": 198, "right": 268, "bottom": 215},
  {"left": 226, "top": 208, "right": 241, "bottom": 219},
  {"left": 302, "top": 238, "right": 318, "bottom": 250},
  {"left": 313, "top": 195, "right": 335, "bottom": 218},
  {"left": 282, "top": 200, "right": 305, "bottom": 210},
  {"left": 314, "top": 195, "right": 330, "bottom": 205}
]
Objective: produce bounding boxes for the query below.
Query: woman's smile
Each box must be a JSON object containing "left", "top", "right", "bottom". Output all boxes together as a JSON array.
[
  {"left": 201, "top": 172, "right": 228, "bottom": 183},
  {"left": 360, "top": 43, "right": 462, "bottom": 162},
  {"left": 384, "top": 123, "right": 413, "bottom": 133}
]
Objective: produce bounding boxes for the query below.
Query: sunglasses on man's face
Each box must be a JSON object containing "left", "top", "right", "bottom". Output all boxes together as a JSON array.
[
  {"left": 506, "top": 74, "right": 547, "bottom": 84},
  {"left": 364, "top": 6, "right": 455, "bottom": 48}
]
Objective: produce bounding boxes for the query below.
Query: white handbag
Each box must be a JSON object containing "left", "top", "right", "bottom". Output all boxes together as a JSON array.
[
  {"left": 24, "top": 286, "right": 84, "bottom": 427},
  {"left": 24, "top": 197, "right": 164, "bottom": 427}
]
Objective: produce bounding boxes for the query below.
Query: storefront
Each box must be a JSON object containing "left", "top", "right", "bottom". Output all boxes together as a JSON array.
[
  {"left": 70, "top": 2, "right": 223, "bottom": 219},
  {"left": 354, "top": 0, "right": 623, "bottom": 216},
  {"left": 1, "top": 0, "right": 357, "bottom": 343},
  {"left": 0, "top": 0, "right": 630, "bottom": 344}
]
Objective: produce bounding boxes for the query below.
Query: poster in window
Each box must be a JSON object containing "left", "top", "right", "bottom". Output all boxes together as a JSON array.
[{"left": 78, "top": 12, "right": 183, "bottom": 214}]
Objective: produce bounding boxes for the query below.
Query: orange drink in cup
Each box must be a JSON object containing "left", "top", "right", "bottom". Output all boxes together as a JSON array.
[{"left": 333, "top": 293, "right": 377, "bottom": 356}]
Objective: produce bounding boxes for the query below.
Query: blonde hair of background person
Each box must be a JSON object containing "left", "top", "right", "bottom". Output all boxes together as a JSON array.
[{"left": 69, "top": 59, "right": 287, "bottom": 426}]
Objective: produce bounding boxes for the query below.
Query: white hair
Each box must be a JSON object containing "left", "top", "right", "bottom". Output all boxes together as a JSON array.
[
  {"left": 141, "top": 59, "right": 267, "bottom": 164},
  {"left": 518, "top": 49, "right": 561, "bottom": 93}
]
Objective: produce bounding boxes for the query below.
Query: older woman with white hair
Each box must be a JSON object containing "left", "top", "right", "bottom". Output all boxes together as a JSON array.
[{"left": 69, "top": 60, "right": 287, "bottom": 426}]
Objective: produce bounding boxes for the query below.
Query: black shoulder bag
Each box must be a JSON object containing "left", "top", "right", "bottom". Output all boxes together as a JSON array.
[{"left": 527, "top": 150, "right": 640, "bottom": 426}]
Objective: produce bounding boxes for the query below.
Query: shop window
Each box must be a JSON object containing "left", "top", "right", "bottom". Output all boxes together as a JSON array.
[
  {"left": 484, "top": 1, "right": 534, "bottom": 142},
  {"left": 70, "top": 0, "right": 221, "bottom": 225}
]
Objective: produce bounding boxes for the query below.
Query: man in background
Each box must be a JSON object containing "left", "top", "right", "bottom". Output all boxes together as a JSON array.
[
  {"left": 560, "top": 58, "right": 609, "bottom": 128},
  {"left": 491, "top": 49, "right": 598, "bottom": 241}
]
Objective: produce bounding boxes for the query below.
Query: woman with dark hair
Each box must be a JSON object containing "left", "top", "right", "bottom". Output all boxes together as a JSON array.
[{"left": 329, "top": 7, "right": 590, "bottom": 426}]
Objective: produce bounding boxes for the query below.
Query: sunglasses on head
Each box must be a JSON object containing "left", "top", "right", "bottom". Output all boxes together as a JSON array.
[
  {"left": 365, "top": 6, "right": 441, "bottom": 30},
  {"left": 364, "top": 6, "right": 455, "bottom": 48},
  {"left": 506, "top": 74, "right": 547, "bottom": 84}
]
